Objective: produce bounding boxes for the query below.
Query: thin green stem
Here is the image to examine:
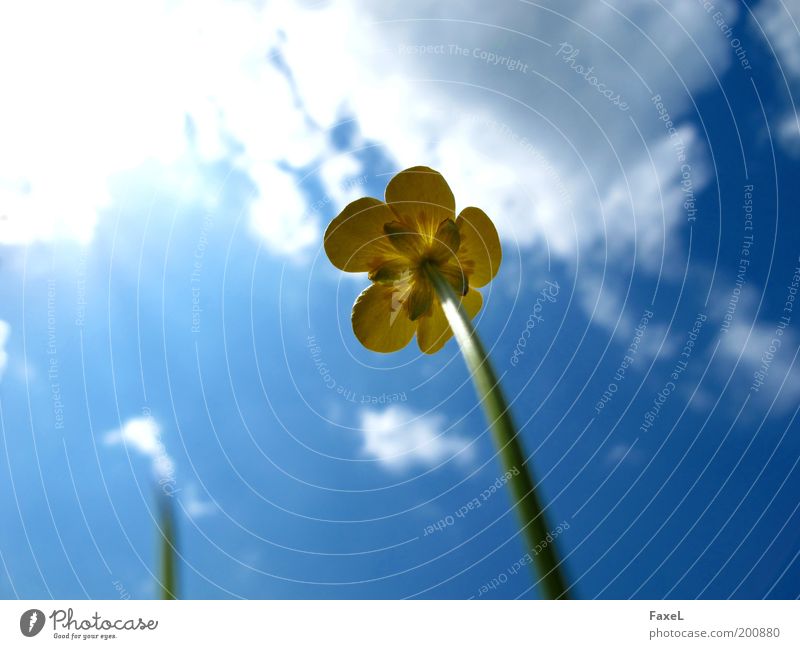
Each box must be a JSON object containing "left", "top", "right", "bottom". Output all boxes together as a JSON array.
[
  {"left": 425, "top": 264, "right": 571, "bottom": 600},
  {"left": 158, "top": 494, "right": 178, "bottom": 600}
]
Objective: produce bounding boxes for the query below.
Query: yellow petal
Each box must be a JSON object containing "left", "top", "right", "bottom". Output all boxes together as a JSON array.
[
  {"left": 352, "top": 283, "right": 416, "bottom": 353},
  {"left": 429, "top": 218, "right": 461, "bottom": 262},
  {"left": 324, "top": 197, "right": 398, "bottom": 272},
  {"left": 456, "top": 207, "right": 502, "bottom": 287},
  {"left": 461, "top": 288, "right": 483, "bottom": 319},
  {"left": 407, "top": 276, "right": 433, "bottom": 321},
  {"left": 417, "top": 288, "right": 483, "bottom": 354},
  {"left": 383, "top": 220, "right": 425, "bottom": 259},
  {"left": 385, "top": 167, "right": 455, "bottom": 240},
  {"left": 368, "top": 258, "right": 412, "bottom": 284},
  {"left": 438, "top": 262, "right": 468, "bottom": 296}
]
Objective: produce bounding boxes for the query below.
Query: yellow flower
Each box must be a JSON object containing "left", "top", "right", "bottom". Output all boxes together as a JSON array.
[{"left": 324, "top": 166, "right": 502, "bottom": 354}]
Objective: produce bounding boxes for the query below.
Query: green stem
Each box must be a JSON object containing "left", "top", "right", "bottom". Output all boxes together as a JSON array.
[
  {"left": 425, "top": 264, "right": 570, "bottom": 600},
  {"left": 158, "top": 494, "right": 178, "bottom": 600}
]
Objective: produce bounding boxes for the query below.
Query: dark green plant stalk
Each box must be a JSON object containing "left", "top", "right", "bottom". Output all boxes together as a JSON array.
[
  {"left": 157, "top": 495, "right": 178, "bottom": 600},
  {"left": 425, "top": 264, "right": 571, "bottom": 599}
]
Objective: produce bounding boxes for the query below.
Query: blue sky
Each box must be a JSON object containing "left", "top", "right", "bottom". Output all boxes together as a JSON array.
[{"left": 1, "top": 0, "right": 799, "bottom": 599}]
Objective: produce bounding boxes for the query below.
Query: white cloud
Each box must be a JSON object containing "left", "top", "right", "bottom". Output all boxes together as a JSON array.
[
  {"left": 777, "top": 113, "right": 800, "bottom": 156},
  {"left": 718, "top": 322, "right": 800, "bottom": 413},
  {"left": 181, "top": 483, "right": 217, "bottom": 519},
  {"left": 104, "top": 416, "right": 175, "bottom": 480},
  {"left": 0, "top": 321, "right": 9, "bottom": 379},
  {"left": 0, "top": 1, "right": 323, "bottom": 251},
  {"left": 0, "top": 0, "right": 736, "bottom": 268},
  {"left": 248, "top": 162, "right": 318, "bottom": 257},
  {"left": 277, "top": 0, "right": 732, "bottom": 257},
  {"left": 606, "top": 442, "right": 644, "bottom": 466},
  {"left": 754, "top": 0, "right": 800, "bottom": 78},
  {"left": 752, "top": 0, "right": 800, "bottom": 155},
  {"left": 318, "top": 154, "right": 366, "bottom": 209},
  {"left": 359, "top": 406, "right": 473, "bottom": 470},
  {"left": 600, "top": 126, "right": 709, "bottom": 264}
]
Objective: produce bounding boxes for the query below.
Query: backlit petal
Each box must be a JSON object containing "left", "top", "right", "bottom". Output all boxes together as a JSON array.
[
  {"left": 368, "top": 258, "right": 413, "bottom": 284},
  {"left": 324, "top": 197, "right": 398, "bottom": 272},
  {"left": 456, "top": 207, "right": 502, "bottom": 287},
  {"left": 407, "top": 277, "right": 433, "bottom": 321},
  {"left": 383, "top": 220, "right": 425, "bottom": 260},
  {"left": 438, "top": 262, "right": 468, "bottom": 296},
  {"left": 461, "top": 288, "right": 483, "bottom": 320},
  {"left": 417, "top": 288, "right": 483, "bottom": 354},
  {"left": 429, "top": 218, "right": 461, "bottom": 263},
  {"left": 385, "top": 166, "right": 456, "bottom": 240},
  {"left": 351, "top": 283, "right": 416, "bottom": 353}
]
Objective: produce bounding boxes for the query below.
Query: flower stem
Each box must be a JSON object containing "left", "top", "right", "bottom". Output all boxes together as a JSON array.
[
  {"left": 425, "top": 264, "right": 571, "bottom": 600},
  {"left": 158, "top": 493, "right": 178, "bottom": 600}
]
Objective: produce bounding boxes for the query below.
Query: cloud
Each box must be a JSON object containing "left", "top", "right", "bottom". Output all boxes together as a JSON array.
[
  {"left": 181, "top": 483, "right": 217, "bottom": 520},
  {"left": 276, "top": 0, "right": 732, "bottom": 258},
  {"left": 358, "top": 406, "right": 474, "bottom": 470},
  {"left": 0, "top": 1, "right": 323, "bottom": 251},
  {"left": 754, "top": 0, "right": 800, "bottom": 78},
  {"left": 104, "top": 416, "right": 175, "bottom": 481},
  {"left": 777, "top": 114, "right": 800, "bottom": 156},
  {"left": 0, "top": 0, "right": 736, "bottom": 270},
  {"left": 717, "top": 322, "right": 800, "bottom": 414},
  {"left": 0, "top": 320, "right": 8, "bottom": 379},
  {"left": 104, "top": 418, "right": 217, "bottom": 515},
  {"left": 248, "top": 162, "right": 319, "bottom": 257},
  {"left": 752, "top": 0, "right": 800, "bottom": 155},
  {"left": 599, "top": 125, "right": 709, "bottom": 264}
]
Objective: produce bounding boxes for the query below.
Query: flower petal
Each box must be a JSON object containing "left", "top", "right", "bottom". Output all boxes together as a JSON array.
[
  {"left": 351, "top": 283, "right": 416, "bottom": 353},
  {"left": 368, "top": 258, "right": 412, "bottom": 284},
  {"left": 417, "top": 288, "right": 483, "bottom": 354},
  {"left": 385, "top": 167, "right": 456, "bottom": 240},
  {"left": 407, "top": 276, "right": 433, "bottom": 321},
  {"left": 383, "top": 220, "right": 425, "bottom": 259},
  {"left": 429, "top": 218, "right": 461, "bottom": 263},
  {"left": 461, "top": 287, "right": 483, "bottom": 320},
  {"left": 456, "top": 207, "right": 502, "bottom": 287},
  {"left": 324, "top": 197, "right": 398, "bottom": 272},
  {"left": 438, "top": 262, "right": 468, "bottom": 296}
]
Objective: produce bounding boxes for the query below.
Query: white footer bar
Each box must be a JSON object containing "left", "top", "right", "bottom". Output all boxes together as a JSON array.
[{"left": 1, "top": 600, "right": 796, "bottom": 647}]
